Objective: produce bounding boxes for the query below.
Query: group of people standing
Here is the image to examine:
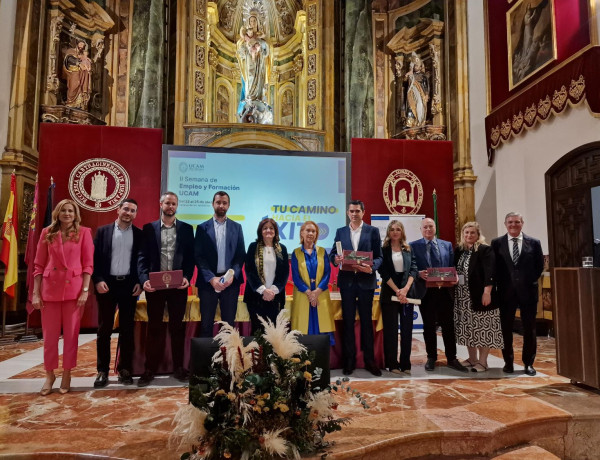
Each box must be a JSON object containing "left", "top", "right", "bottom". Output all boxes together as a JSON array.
[{"left": 30, "top": 191, "right": 543, "bottom": 395}]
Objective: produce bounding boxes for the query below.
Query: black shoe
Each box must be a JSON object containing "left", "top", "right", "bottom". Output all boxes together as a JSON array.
[
  {"left": 173, "top": 367, "right": 189, "bottom": 382},
  {"left": 524, "top": 365, "right": 537, "bottom": 376},
  {"left": 365, "top": 362, "right": 382, "bottom": 377},
  {"left": 137, "top": 371, "right": 154, "bottom": 387},
  {"left": 94, "top": 372, "right": 108, "bottom": 388},
  {"left": 503, "top": 363, "right": 514, "bottom": 374},
  {"left": 447, "top": 358, "right": 469, "bottom": 373},
  {"left": 118, "top": 369, "right": 134, "bottom": 385},
  {"left": 425, "top": 358, "right": 436, "bottom": 371},
  {"left": 342, "top": 367, "right": 353, "bottom": 376}
]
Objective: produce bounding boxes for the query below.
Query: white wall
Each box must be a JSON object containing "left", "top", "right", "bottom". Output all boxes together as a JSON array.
[
  {"left": 467, "top": 1, "right": 600, "bottom": 253},
  {"left": 467, "top": 1, "right": 497, "bottom": 240},
  {"left": 493, "top": 105, "right": 600, "bottom": 253}
]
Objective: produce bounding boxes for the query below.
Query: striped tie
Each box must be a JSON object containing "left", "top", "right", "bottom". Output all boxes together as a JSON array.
[{"left": 512, "top": 237, "right": 519, "bottom": 264}]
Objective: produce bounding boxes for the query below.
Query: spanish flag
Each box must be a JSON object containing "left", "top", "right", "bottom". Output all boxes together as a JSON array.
[{"left": 1, "top": 172, "right": 19, "bottom": 297}]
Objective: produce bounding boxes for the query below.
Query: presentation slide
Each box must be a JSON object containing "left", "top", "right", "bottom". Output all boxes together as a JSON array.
[{"left": 162, "top": 146, "right": 349, "bottom": 250}]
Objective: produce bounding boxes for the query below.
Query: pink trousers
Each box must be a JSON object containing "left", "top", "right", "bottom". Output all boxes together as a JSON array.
[{"left": 41, "top": 300, "right": 83, "bottom": 371}]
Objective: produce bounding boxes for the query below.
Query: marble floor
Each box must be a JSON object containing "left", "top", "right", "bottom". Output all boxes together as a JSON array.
[{"left": 1, "top": 332, "right": 599, "bottom": 459}]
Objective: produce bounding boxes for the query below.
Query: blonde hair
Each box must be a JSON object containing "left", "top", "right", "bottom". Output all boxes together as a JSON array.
[
  {"left": 45, "top": 199, "right": 81, "bottom": 243},
  {"left": 458, "top": 221, "right": 486, "bottom": 251},
  {"left": 382, "top": 220, "right": 410, "bottom": 251},
  {"left": 299, "top": 220, "right": 319, "bottom": 245}
]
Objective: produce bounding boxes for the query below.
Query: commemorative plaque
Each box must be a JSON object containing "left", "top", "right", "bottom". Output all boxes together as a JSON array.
[
  {"left": 426, "top": 267, "right": 458, "bottom": 288},
  {"left": 340, "top": 250, "right": 374, "bottom": 272},
  {"left": 149, "top": 269, "right": 183, "bottom": 290}
]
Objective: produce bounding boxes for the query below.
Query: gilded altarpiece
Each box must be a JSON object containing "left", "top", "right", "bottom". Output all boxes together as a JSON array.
[
  {"left": 41, "top": 0, "right": 114, "bottom": 125},
  {"left": 180, "top": 0, "right": 328, "bottom": 151},
  {"left": 372, "top": 3, "right": 446, "bottom": 141}
]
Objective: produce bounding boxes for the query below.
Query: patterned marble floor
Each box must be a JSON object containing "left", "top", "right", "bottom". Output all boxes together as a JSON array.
[{"left": 0, "top": 332, "right": 599, "bottom": 459}]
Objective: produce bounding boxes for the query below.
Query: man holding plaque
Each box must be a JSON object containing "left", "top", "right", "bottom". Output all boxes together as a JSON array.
[
  {"left": 137, "top": 191, "right": 195, "bottom": 386},
  {"left": 491, "top": 212, "right": 544, "bottom": 376},
  {"left": 410, "top": 218, "right": 468, "bottom": 373},
  {"left": 92, "top": 198, "right": 143, "bottom": 388},
  {"left": 194, "top": 191, "right": 246, "bottom": 337},
  {"left": 330, "top": 200, "right": 383, "bottom": 376}
]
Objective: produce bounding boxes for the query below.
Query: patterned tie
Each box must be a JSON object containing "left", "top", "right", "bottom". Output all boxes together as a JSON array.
[
  {"left": 512, "top": 237, "right": 519, "bottom": 264},
  {"left": 430, "top": 240, "right": 441, "bottom": 267}
]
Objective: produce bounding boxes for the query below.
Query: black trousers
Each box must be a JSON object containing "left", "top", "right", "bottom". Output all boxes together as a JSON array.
[
  {"left": 96, "top": 277, "right": 138, "bottom": 373},
  {"left": 500, "top": 303, "right": 537, "bottom": 366},
  {"left": 381, "top": 300, "right": 414, "bottom": 371},
  {"left": 420, "top": 287, "right": 457, "bottom": 361},
  {"left": 340, "top": 282, "right": 375, "bottom": 367},
  {"left": 197, "top": 283, "right": 239, "bottom": 337},
  {"left": 144, "top": 288, "right": 188, "bottom": 373},
  {"left": 246, "top": 299, "right": 280, "bottom": 335}
]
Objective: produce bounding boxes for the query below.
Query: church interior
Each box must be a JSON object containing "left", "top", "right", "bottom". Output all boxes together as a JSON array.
[{"left": 2, "top": 0, "right": 600, "bottom": 458}]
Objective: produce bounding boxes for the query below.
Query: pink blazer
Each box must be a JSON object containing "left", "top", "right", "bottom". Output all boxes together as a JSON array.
[{"left": 33, "top": 226, "right": 94, "bottom": 302}]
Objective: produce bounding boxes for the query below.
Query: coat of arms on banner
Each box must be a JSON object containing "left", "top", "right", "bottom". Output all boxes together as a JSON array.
[
  {"left": 383, "top": 169, "right": 423, "bottom": 214},
  {"left": 69, "top": 158, "right": 130, "bottom": 211}
]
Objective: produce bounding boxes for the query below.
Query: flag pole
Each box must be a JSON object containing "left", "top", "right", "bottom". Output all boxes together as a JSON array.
[{"left": 433, "top": 189, "right": 439, "bottom": 239}]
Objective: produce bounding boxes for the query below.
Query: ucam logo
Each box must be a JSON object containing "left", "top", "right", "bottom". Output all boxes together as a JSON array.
[{"left": 179, "top": 162, "right": 204, "bottom": 173}]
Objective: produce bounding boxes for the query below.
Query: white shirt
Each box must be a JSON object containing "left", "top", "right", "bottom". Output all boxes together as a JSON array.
[
  {"left": 110, "top": 221, "right": 133, "bottom": 276},
  {"left": 391, "top": 250, "right": 405, "bottom": 272},
  {"left": 507, "top": 232, "right": 523, "bottom": 257},
  {"left": 349, "top": 222, "right": 363, "bottom": 251},
  {"left": 256, "top": 246, "right": 280, "bottom": 295}
]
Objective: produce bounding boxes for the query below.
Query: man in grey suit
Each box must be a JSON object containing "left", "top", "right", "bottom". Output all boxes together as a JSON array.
[
  {"left": 491, "top": 212, "right": 544, "bottom": 376},
  {"left": 194, "top": 191, "right": 246, "bottom": 337},
  {"left": 410, "top": 218, "right": 468, "bottom": 373}
]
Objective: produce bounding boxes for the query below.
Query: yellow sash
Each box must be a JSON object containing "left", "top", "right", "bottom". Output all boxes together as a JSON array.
[{"left": 290, "top": 246, "right": 335, "bottom": 333}]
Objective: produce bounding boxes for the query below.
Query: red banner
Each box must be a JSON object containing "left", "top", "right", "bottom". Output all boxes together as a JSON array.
[
  {"left": 32, "top": 124, "right": 163, "bottom": 326},
  {"left": 351, "top": 138, "right": 455, "bottom": 243}
]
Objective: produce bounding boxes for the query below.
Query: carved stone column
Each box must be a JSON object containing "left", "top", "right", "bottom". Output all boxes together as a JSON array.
[{"left": 447, "top": 0, "right": 475, "bottom": 241}]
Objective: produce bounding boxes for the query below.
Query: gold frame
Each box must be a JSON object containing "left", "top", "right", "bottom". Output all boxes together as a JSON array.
[{"left": 507, "top": 0, "right": 557, "bottom": 90}]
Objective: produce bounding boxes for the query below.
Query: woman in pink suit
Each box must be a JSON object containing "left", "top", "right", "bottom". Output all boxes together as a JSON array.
[{"left": 32, "top": 199, "right": 93, "bottom": 395}]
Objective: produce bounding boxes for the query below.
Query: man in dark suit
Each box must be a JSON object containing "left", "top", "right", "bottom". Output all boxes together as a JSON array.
[
  {"left": 137, "top": 191, "right": 195, "bottom": 386},
  {"left": 330, "top": 200, "right": 383, "bottom": 376},
  {"left": 491, "top": 212, "right": 544, "bottom": 376},
  {"left": 92, "top": 198, "right": 143, "bottom": 387},
  {"left": 194, "top": 191, "right": 246, "bottom": 337},
  {"left": 410, "top": 217, "right": 468, "bottom": 373}
]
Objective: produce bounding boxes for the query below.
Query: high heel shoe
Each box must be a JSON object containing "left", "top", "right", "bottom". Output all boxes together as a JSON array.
[
  {"left": 59, "top": 371, "right": 71, "bottom": 394},
  {"left": 40, "top": 374, "right": 56, "bottom": 396}
]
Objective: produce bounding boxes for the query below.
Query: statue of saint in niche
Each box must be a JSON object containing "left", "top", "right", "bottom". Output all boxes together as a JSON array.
[
  {"left": 404, "top": 52, "right": 429, "bottom": 128},
  {"left": 62, "top": 38, "right": 92, "bottom": 110},
  {"left": 236, "top": 12, "right": 273, "bottom": 124}
]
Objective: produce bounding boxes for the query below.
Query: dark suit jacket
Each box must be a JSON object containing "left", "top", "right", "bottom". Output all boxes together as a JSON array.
[
  {"left": 92, "top": 222, "right": 143, "bottom": 285},
  {"left": 378, "top": 245, "right": 418, "bottom": 303},
  {"left": 137, "top": 219, "right": 195, "bottom": 285},
  {"left": 491, "top": 233, "right": 544, "bottom": 308},
  {"left": 194, "top": 217, "right": 246, "bottom": 288},
  {"left": 409, "top": 237, "right": 454, "bottom": 296},
  {"left": 329, "top": 223, "right": 383, "bottom": 290},
  {"left": 243, "top": 241, "right": 289, "bottom": 307},
  {"left": 454, "top": 244, "right": 496, "bottom": 311}
]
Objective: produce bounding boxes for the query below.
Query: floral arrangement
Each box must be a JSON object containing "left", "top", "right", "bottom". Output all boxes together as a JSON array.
[{"left": 171, "top": 310, "right": 368, "bottom": 459}]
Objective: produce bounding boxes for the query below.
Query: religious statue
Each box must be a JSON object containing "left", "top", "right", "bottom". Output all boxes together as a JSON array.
[
  {"left": 236, "top": 12, "right": 273, "bottom": 124},
  {"left": 62, "top": 38, "right": 92, "bottom": 110},
  {"left": 404, "top": 52, "right": 429, "bottom": 128}
]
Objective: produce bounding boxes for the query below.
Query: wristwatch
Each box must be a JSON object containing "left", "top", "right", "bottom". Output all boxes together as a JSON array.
[{"left": 82, "top": 287, "right": 89, "bottom": 292}]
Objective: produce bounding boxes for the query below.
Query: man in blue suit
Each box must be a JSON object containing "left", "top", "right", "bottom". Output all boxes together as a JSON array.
[
  {"left": 410, "top": 217, "right": 468, "bottom": 373},
  {"left": 194, "top": 191, "right": 246, "bottom": 337},
  {"left": 330, "top": 200, "right": 383, "bottom": 376},
  {"left": 137, "top": 191, "right": 195, "bottom": 386}
]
